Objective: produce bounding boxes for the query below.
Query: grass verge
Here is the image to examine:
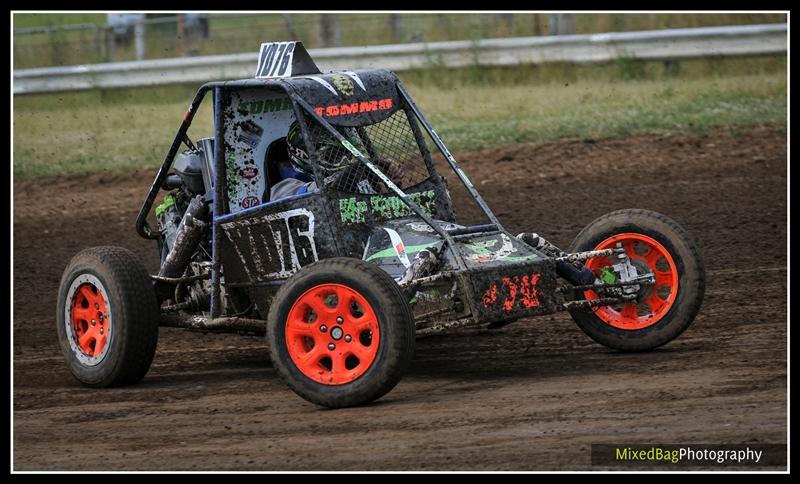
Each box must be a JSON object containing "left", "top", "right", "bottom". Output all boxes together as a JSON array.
[{"left": 13, "top": 63, "right": 786, "bottom": 179}]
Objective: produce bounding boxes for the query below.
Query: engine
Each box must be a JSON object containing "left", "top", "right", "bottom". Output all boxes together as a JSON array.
[{"left": 154, "top": 139, "right": 215, "bottom": 310}]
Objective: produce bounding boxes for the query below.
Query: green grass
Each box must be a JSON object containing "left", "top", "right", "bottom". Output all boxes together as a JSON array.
[
  {"left": 400, "top": 56, "right": 786, "bottom": 87},
  {"left": 419, "top": 79, "right": 785, "bottom": 151},
  {"left": 13, "top": 62, "right": 786, "bottom": 179},
  {"left": 13, "top": 13, "right": 786, "bottom": 68},
  {"left": 13, "top": 13, "right": 107, "bottom": 29},
  {"left": 13, "top": 12, "right": 785, "bottom": 33}
]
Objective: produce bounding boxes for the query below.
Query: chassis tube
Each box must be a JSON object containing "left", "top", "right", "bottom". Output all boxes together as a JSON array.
[
  {"left": 290, "top": 91, "right": 480, "bottom": 325},
  {"left": 291, "top": 96, "right": 452, "bottom": 242},
  {"left": 136, "top": 84, "right": 218, "bottom": 240},
  {"left": 159, "top": 313, "right": 266, "bottom": 335},
  {"left": 447, "top": 224, "right": 498, "bottom": 236},
  {"left": 210, "top": 87, "right": 227, "bottom": 318},
  {"left": 396, "top": 82, "right": 503, "bottom": 231},
  {"left": 290, "top": 94, "right": 474, "bottom": 274}
]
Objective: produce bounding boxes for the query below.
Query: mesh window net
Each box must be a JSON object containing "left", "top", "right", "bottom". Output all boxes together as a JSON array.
[
  {"left": 300, "top": 109, "right": 434, "bottom": 195},
  {"left": 298, "top": 99, "right": 492, "bottom": 228}
]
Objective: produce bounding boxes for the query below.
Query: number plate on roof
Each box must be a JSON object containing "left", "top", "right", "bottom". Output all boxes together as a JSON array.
[
  {"left": 255, "top": 41, "right": 320, "bottom": 79},
  {"left": 256, "top": 41, "right": 297, "bottom": 78}
]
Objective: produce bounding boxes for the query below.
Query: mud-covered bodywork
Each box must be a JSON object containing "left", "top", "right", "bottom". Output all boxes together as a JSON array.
[
  {"left": 135, "top": 42, "right": 585, "bottom": 331},
  {"left": 63, "top": 41, "right": 696, "bottom": 411},
  {"left": 364, "top": 218, "right": 559, "bottom": 325}
]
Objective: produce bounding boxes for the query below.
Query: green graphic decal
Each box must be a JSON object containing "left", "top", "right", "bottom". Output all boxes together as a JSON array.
[
  {"left": 339, "top": 198, "right": 368, "bottom": 224},
  {"left": 226, "top": 152, "right": 239, "bottom": 202},
  {"left": 338, "top": 190, "right": 436, "bottom": 224},
  {"left": 155, "top": 194, "right": 175, "bottom": 217},
  {"left": 463, "top": 239, "right": 498, "bottom": 255},
  {"left": 462, "top": 238, "right": 542, "bottom": 263},
  {"left": 340, "top": 139, "right": 365, "bottom": 158},
  {"left": 330, "top": 74, "right": 355, "bottom": 97},
  {"left": 372, "top": 190, "right": 436, "bottom": 219},
  {"left": 238, "top": 98, "right": 292, "bottom": 116},
  {"left": 366, "top": 241, "right": 439, "bottom": 261},
  {"left": 498, "top": 254, "right": 543, "bottom": 262}
]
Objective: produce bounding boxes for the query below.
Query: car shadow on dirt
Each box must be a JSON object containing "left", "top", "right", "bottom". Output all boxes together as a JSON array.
[
  {"left": 409, "top": 337, "right": 699, "bottom": 381},
  {"left": 139, "top": 326, "right": 707, "bottom": 385}
]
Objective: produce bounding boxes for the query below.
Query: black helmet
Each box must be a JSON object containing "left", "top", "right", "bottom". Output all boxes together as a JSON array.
[{"left": 286, "top": 121, "right": 357, "bottom": 177}]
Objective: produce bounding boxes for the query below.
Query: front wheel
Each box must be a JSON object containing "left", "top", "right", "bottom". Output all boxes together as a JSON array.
[
  {"left": 266, "top": 258, "right": 415, "bottom": 408},
  {"left": 568, "top": 209, "right": 705, "bottom": 351}
]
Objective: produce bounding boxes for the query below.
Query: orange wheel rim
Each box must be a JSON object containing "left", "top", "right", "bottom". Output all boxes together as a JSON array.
[
  {"left": 584, "top": 233, "right": 679, "bottom": 330},
  {"left": 285, "top": 284, "right": 380, "bottom": 385},
  {"left": 66, "top": 276, "right": 112, "bottom": 364}
]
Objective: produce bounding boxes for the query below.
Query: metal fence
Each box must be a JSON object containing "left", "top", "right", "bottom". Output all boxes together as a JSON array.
[
  {"left": 13, "top": 13, "right": 787, "bottom": 69},
  {"left": 13, "top": 23, "right": 787, "bottom": 95}
]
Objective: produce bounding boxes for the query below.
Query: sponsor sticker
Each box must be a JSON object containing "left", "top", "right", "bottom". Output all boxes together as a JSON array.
[
  {"left": 240, "top": 167, "right": 259, "bottom": 179},
  {"left": 314, "top": 98, "right": 394, "bottom": 118},
  {"left": 482, "top": 273, "right": 542, "bottom": 312},
  {"left": 241, "top": 196, "right": 260, "bottom": 209}
]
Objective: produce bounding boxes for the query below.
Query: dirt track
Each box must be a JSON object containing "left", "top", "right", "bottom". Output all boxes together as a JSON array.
[{"left": 13, "top": 126, "right": 787, "bottom": 471}]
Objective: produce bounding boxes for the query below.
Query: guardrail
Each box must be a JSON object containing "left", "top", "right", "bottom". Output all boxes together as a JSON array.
[{"left": 13, "top": 23, "right": 787, "bottom": 95}]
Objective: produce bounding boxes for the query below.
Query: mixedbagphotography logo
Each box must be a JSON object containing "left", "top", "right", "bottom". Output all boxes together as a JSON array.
[{"left": 591, "top": 444, "right": 786, "bottom": 467}]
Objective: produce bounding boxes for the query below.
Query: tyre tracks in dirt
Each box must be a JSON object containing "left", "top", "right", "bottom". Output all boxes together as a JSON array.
[{"left": 13, "top": 126, "right": 787, "bottom": 470}]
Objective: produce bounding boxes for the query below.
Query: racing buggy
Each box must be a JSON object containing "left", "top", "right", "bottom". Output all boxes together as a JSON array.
[{"left": 57, "top": 42, "right": 705, "bottom": 408}]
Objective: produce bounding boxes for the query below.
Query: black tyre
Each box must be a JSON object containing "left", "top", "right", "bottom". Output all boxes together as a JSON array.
[
  {"left": 568, "top": 209, "right": 704, "bottom": 351},
  {"left": 267, "top": 258, "right": 415, "bottom": 408},
  {"left": 56, "top": 246, "right": 159, "bottom": 387}
]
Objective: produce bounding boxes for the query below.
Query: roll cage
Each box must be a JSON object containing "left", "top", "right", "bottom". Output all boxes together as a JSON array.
[{"left": 136, "top": 70, "right": 512, "bottom": 317}]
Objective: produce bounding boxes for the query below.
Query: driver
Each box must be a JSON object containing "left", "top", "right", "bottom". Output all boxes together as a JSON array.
[{"left": 270, "top": 121, "right": 405, "bottom": 201}]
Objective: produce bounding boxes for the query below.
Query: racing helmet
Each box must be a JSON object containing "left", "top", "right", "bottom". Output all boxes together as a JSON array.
[{"left": 286, "top": 120, "right": 357, "bottom": 177}]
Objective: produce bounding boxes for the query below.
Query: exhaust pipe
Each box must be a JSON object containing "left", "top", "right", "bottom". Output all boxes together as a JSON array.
[{"left": 158, "top": 195, "right": 209, "bottom": 279}]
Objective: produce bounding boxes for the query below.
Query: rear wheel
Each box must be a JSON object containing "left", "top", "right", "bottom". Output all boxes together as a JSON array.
[
  {"left": 56, "top": 246, "right": 159, "bottom": 386},
  {"left": 568, "top": 209, "right": 704, "bottom": 351},
  {"left": 267, "top": 258, "right": 415, "bottom": 408}
]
